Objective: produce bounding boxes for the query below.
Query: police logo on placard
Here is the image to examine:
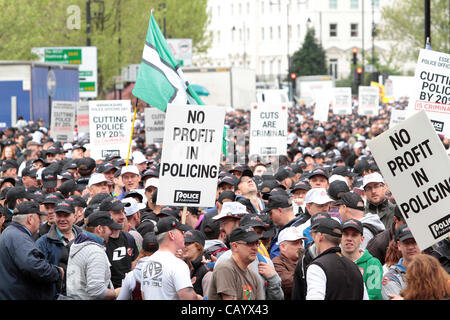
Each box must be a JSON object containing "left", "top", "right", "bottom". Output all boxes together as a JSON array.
[
  {"left": 173, "top": 190, "right": 201, "bottom": 204},
  {"left": 428, "top": 213, "right": 450, "bottom": 239}
]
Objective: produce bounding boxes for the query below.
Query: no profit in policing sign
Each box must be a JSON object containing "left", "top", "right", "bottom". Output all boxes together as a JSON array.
[
  {"left": 367, "top": 110, "right": 450, "bottom": 250},
  {"left": 249, "top": 103, "right": 287, "bottom": 157},
  {"left": 157, "top": 104, "right": 225, "bottom": 207},
  {"left": 89, "top": 100, "right": 132, "bottom": 160}
]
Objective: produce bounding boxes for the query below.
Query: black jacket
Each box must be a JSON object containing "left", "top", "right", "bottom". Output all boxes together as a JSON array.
[
  {"left": 291, "top": 241, "right": 317, "bottom": 300},
  {"left": 366, "top": 223, "right": 395, "bottom": 265}
]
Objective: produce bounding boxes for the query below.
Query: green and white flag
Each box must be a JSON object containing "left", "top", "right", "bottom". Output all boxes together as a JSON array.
[{"left": 132, "top": 10, "right": 203, "bottom": 111}]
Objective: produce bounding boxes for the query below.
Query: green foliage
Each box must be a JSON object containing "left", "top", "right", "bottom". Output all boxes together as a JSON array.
[
  {"left": 379, "top": 0, "right": 450, "bottom": 67},
  {"left": 0, "top": 0, "right": 210, "bottom": 98},
  {"left": 292, "top": 28, "right": 328, "bottom": 76}
]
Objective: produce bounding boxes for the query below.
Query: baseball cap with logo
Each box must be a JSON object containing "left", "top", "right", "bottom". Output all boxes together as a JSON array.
[
  {"left": 14, "top": 201, "right": 46, "bottom": 216},
  {"left": 87, "top": 211, "right": 122, "bottom": 230},
  {"left": 305, "top": 188, "right": 334, "bottom": 205},
  {"left": 262, "top": 195, "right": 292, "bottom": 213},
  {"left": 342, "top": 218, "right": 363, "bottom": 234},
  {"left": 42, "top": 169, "right": 57, "bottom": 188},
  {"left": 276, "top": 226, "right": 307, "bottom": 245},
  {"left": 154, "top": 216, "right": 191, "bottom": 235},
  {"left": 292, "top": 180, "right": 312, "bottom": 192},
  {"left": 121, "top": 197, "right": 145, "bottom": 217},
  {"left": 100, "top": 196, "right": 130, "bottom": 211},
  {"left": 310, "top": 212, "right": 332, "bottom": 230},
  {"left": 88, "top": 173, "right": 109, "bottom": 188},
  {"left": 313, "top": 217, "right": 343, "bottom": 238},
  {"left": 213, "top": 201, "right": 248, "bottom": 221},
  {"left": 239, "top": 213, "right": 270, "bottom": 229},
  {"left": 308, "top": 168, "right": 329, "bottom": 180},
  {"left": 395, "top": 224, "right": 415, "bottom": 242},
  {"left": 184, "top": 229, "right": 206, "bottom": 246},
  {"left": 55, "top": 200, "right": 75, "bottom": 214},
  {"left": 334, "top": 192, "right": 365, "bottom": 211},
  {"left": 229, "top": 226, "right": 261, "bottom": 243},
  {"left": 362, "top": 172, "right": 385, "bottom": 189}
]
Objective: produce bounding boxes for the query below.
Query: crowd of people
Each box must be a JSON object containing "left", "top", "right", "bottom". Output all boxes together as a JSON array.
[{"left": 0, "top": 98, "right": 449, "bottom": 301}]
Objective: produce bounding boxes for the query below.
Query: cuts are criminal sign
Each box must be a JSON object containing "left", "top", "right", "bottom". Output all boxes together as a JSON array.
[
  {"left": 89, "top": 100, "right": 132, "bottom": 160},
  {"left": 249, "top": 103, "right": 287, "bottom": 156},
  {"left": 156, "top": 104, "right": 225, "bottom": 207},
  {"left": 367, "top": 110, "right": 450, "bottom": 250},
  {"left": 144, "top": 107, "right": 165, "bottom": 145},
  {"left": 407, "top": 49, "right": 450, "bottom": 138},
  {"left": 50, "top": 101, "right": 76, "bottom": 142}
]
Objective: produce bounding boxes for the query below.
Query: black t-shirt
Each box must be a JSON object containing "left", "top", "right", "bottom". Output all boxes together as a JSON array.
[{"left": 105, "top": 231, "right": 139, "bottom": 288}]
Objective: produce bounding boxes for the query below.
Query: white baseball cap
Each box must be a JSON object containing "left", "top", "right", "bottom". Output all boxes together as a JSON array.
[
  {"left": 305, "top": 188, "right": 334, "bottom": 205},
  {"left": 122, "top": 197, "right": 145, "bottom": 217},
  {"left": 88, "top": 173, "right": 108, "bottom": 187},
  {"left": 144, "top": 177, "right": 159, "bottom": 190},
  {"left": 121, "top": 165, "right": 140, "bottom": 176},
  {"left": 213, "top": 201, "right": 248, "bottom": 220},
  {"left": 132, "top": 151, "right": 147, "bottom": 165},
  {"left": 276, "top": 226, "right": 307, "bottom": 245},
  {"left": 362, "top": 172, "right": 384, "bottom": 189}
]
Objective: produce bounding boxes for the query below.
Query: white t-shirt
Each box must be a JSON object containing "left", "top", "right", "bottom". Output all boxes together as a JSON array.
[{"left": 140, "top": 250, "right": 193, "bottom": 300}]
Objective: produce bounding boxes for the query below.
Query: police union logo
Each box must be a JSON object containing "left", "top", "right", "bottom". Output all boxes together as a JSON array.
[
  {"left": 173, "top": 190, "right": 201, "bottom": 204},
  {"left": 428, "top": 213, "right": 450, "bottom": 239}
]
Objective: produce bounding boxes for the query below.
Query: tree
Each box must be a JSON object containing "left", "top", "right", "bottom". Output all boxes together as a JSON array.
[
  {"left": 378, "top": 0, "right": 450, "bottom": 70},
  {"left": 292, "top": 28, "right": 327, "bottom": 76},
  {"left": 0, "top": 0, "right": 210, "bottom": 98}
]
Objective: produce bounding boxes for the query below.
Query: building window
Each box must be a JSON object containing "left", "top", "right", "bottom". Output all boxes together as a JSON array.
[
  {"left": 278, "top": 26, "right": 281, "bottom": 39},
  {"left": 261, "top": 0, "right": 264, "bottom": 13},
  {"left": 270, "top": 26, "right": 273, "bottom": 40},
  {"left": 371, "top": 0, "right": 379, "bottom": 8},
  {"left": 329, "top": 23, "right": 337, "bottom": 37},
  {"left": 261, "top": 60, "right": 265, "bottom": 74},
  {"left": 238, "top": 3, "right": 242, "bottom": 15},
  {"left": 329, "top": 0, "right": 337, "bottom": 9},
  {"left": 261, "top": 27, "right": 265, "bottom": 40},
  {"left": 217, "top": 5, "right": 220, "bottom": 16},
  {"left": 350, "top": 0, "right": 358, "bottom": 9},
  {"left": 231, "top": 4, "right": 233, "bottom": 15},
  {"left": 217, "top": 31, "right": 221, "bottom": 43},
  {"left": 247, "top": 2, "right": 250, "bottom": 14},
  {"left": 288, "top": 25, "right": 292, "bottom": 39},
  {"left": 351, "top": 23, "right": 358, "bottom": 37}
]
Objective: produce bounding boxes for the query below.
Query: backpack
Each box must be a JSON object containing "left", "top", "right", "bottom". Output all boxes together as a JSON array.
[{"left": 362, "top": 223, "right": 382, "bottom": 238}]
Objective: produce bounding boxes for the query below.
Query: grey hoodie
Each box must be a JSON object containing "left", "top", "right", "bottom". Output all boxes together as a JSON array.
[
  {"left": 66, "top": 232, "right": 113, "bottom": 300},
  {"left": 360, "top": 213, "right": 386, "bottom": 249}
]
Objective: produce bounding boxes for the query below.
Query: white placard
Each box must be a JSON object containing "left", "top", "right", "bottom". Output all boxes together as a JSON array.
[
  {"left": 358, "top": 86, "right": 379, "bottom": 116},
  {"left": 89, "top": 100, "right": 132, "bottom": 160},
  {"left": 407, "top": 49, "right": 450, "bottom": 138},
  {"left": 157, "top": 104, "right": 225, "bottom": 207},
  {"left": 77, "top": 101, "right": 89, "bottom": 138},
  {"left": 389, "top": 109, "right": 408, "bottom": 129},
  {"left": 144, "top": 107, "right": 165, "bottom": 145},
  {"left": 313, "top": 89, "right": 332, "bottom": 122},
  {"left": 249, "top": 103, "right": 288, "bottom": 156},
  {"left": 367, "top": 110, "right": 450, "bottom": 250},
  {"left": 332, "top": 87, "right": 352, "bottom": 115},
  {"left": 50, "top": 101, "right": 76, "bottom": 142}
]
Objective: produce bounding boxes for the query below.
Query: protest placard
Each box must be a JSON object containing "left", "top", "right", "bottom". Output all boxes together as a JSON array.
[
  {"left": 156, "top": 104, "right": 225, "bottom": 207},
  {"left": 77, "top": 101, "right": 89, "bottom": 138},
  {"left": 313, "top": 93, "right": 331, "bottom": 122},
  {"left": 358, "top": 86, "right": 379, "bottom": 116},
  {"left": 50, "top": 101, "right": 76, "bottom": 142},
  {"left": 249, "top": 103, "right": 288, "bottom": 157},
  {"left": 89, "top": 100, "right": 132, "bottom": 160},
  {"left": 144, "top": 107, "right": 165, "bottom": 145},
  {"left": 389, "top": 109, "right": 408, "bottom": 129},
  {"left": 332, "top": 87, "right": 352, "bottom": 115},
  {"left": 367, "top": 110, "right": 450, "bottom": 250},
  {"left": 407, "top": 49, "right": 450, "bottom": 138}
]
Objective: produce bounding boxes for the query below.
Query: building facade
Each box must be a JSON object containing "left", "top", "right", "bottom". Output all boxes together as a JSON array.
[{"left": 196, "top": 0, "right": 393, "bottom": 85}]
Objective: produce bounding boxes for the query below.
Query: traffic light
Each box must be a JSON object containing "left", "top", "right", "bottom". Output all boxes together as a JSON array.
[
  {"left": 290, "top": 73, "right": 297, "bottom": 80},
  {"left": 290, "top": 72, "right": 297, "bottom": 90},
  {"left": 356, "top": 67, "right": 363, "bottom": 87},
  {"left": 352, "top": 48, "right": 358, "bottom": 66}
]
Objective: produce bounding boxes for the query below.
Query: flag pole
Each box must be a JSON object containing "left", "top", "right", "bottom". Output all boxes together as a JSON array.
[{"left": 126, "top": 98, "right": 138, "bottom": 166}]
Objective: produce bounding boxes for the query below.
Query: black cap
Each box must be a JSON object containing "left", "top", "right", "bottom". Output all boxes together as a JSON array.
[
  {"left": 309, "top": 168, "right": 329, "bottom": 179},
  {"left": 184, "top": 229, "right": 206, "bottom": 246},
  {"left": 274, "top": 167, "right": 295, "bottom": 182},
  {"left": 0, "top": 177, "right": 16, "bottom": 188},
  {"left": 291, "top": 180, "right": 311, "bottom": 192},
  {"left": 55, "top": 200, "right": 75, "bottom": 214},
  {"left": 6, "top": 186, "right": 32, "bottom": 202},
  {"left": 353, "top": 159, "right": 370, "bottom": 175},
  {"left": 14, "top": 201, "right": 47, "bottom": 216},
  {"left": 142, "top": 232, "right": 159, "bottom": 252},
  {"left": 229, "top": 164, "right": 253, "bottom": 177},
  {"left": 334, "top": 192, "right": 365, "bottom": 211},
  {"left": 342, "top": 218, "right": 363, "bottom": 234},
  {"left": 99, "top": 196, "right": 130, "bottom": 211},
  {"left": 262, "top": 195, "right": 292, "bottom": 212},
  {"left": 395, "top": 224, "right": 415, "bottom": 242},
  {"left": 310, "top": 212, "right": 331, "bottom": 229},
  {"left": 154, "top": 216, "right": 191, "bottom": 235},
  {"left": 0, "top": 159, "right": 18, "bottom": 171},
  {"left": 159, "top": 206, "right": 180, "bottom": 219},
  {"left": 332, "top": 166, "right": 356, "bottom": 177},
  {"left": 229, "top": 226, "right": 261, "bottom": 243},
  {"left": 312, "top": 217, "right": 342, "bottom": 237},
  {"left": 21, "top": 166, "right": 37, "bottom": 178},
  {"left": 87, "top": 211, "right": 122, "bottom": 230},
  {"left": 58, "top": 180, "right": 77, "bottom": 197},
  {"left": 239, "top": 213, "right": 270, "bottom": 229},
  {"left": 42, "top": 169, "right": 57, "bottom": 188},
  {"left": 67, "top": 195, "right": 87, "bottom": 208},
  {"left": 78, "top": 157, "right": 96, "bottom": 171},
  {"left": 218, "top": 173, "right": 238, "bottom": 187},
  {"left": 218, "top": 190, "right": 236, "bottom": 204},
  {"left": 84, "top": 204, "right": 100, "bottom": 219},
  {"left": 42, "top": 192, "right": 64, "bottom": 204},
  {"left": 328, "top": 180, "right": 350, "bottom": 201}
]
